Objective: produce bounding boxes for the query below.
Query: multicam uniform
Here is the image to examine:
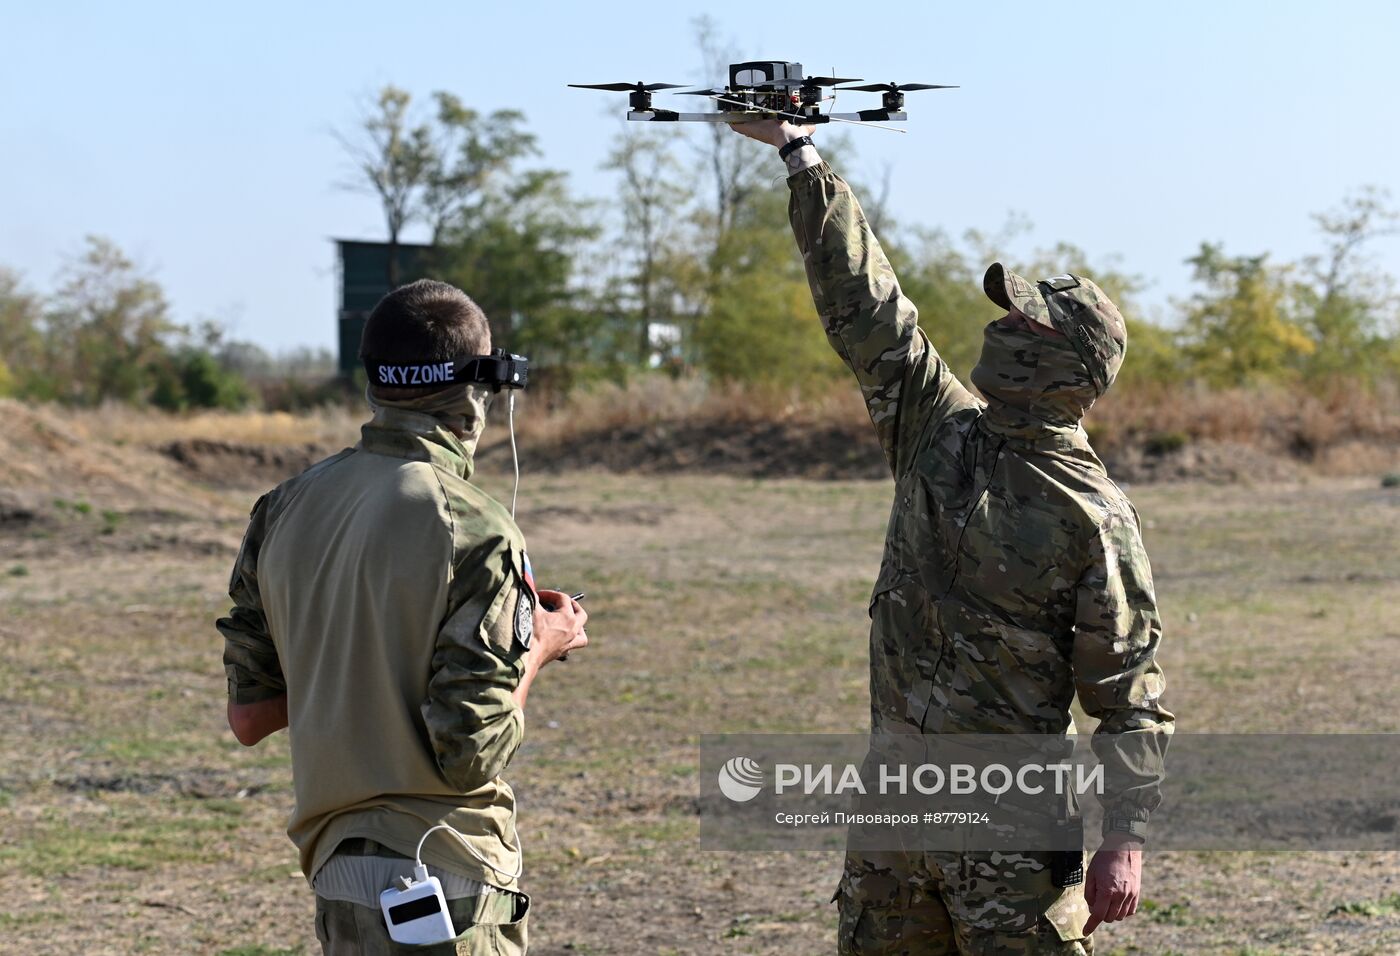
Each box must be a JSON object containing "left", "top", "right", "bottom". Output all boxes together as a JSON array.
[
  {"left": 786, "top": 162, "right": 1174, "bottom": 954},
  {"left": 218, "top": 396, "right": 532, "bottom": 955}
]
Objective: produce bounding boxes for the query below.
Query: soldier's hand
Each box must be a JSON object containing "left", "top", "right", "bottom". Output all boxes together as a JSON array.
[
  {"left": 533, "top": 589, "right": 588, "bottom": 665},
  {"left": 1083, "top": 834, "right": 1143, "bottom": 935},
  {"left": 730, "top": 118, "right": 816, "bottom": 148}
]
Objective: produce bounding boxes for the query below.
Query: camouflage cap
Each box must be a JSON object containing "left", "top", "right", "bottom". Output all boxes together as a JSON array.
[{"left": 982, "top": 262, "right": 1128, "bottom": 395}]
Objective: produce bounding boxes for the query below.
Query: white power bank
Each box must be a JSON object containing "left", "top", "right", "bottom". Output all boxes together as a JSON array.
[{"left": 380, "top": 873, "right": 456, "bottom": 946}]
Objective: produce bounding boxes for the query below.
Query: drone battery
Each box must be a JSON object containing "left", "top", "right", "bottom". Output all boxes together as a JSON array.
[
  {"left": 380, "top": 876, "right": 456, "bottom": 946},
  {"left": 729, "top": 60, "right": 802, "bottom": 90}
]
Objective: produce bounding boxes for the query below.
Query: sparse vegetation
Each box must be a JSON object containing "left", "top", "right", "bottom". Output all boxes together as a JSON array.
[
  {"left": 1, "top": 411, "right": 1398, "bottom": 951},
  {"left": 1328, "top": 894, "right": 1400, "bottom": 918}
]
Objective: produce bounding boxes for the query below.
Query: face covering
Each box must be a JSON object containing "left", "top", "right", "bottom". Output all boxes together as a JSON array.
[
  {"left": 365, "top": 383, "right": 494, "bottom": 453},
  {"left": 970, "top": 322, "right": 1100, "bottom": 428}
]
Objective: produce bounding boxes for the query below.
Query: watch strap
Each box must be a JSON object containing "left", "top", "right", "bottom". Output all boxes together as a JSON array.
[
  {"left": 1105, "top": 816, "right": 1148, "bottom": 841},
  {"left": 778, "top": 135, "right": 815, "bottom": 161}
]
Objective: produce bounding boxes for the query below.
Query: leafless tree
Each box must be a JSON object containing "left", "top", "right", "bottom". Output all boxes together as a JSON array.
[
  {"left": 334, "top": 86, "right": 435, "bottom": 285},
  {"left": 606, "top": 129, "right": 686, "bottom": 362},
  {"left": 692, "top": 16, "right": 771, "bottom": 246}
]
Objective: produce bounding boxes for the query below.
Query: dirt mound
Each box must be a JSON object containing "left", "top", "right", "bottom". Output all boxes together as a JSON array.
[
  {"left": 0, "top": 488, "right": 44, "bottom": 528},
  {"left": 1101, "top": 439, "right": 1307, "bottom": 485},
  {"left": 0, "top": 399, "right": 221, "bottom": 516},
  {"left": 487, "top": 418, "right": 1353, "bottom": 485},
  {"left": 481, "top": 419, "right": 888, "bottom": 480},
  {"left": 4, "top": 400, "right": 1388, "bottom": 502},
  {"left": 160, "top": 438, "right": 344, "bottom": 489}
]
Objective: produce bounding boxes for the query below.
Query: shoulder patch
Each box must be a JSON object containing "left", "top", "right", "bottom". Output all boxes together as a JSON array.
[{"left": 514, "top": 583, "right": 534, "bottom": 650}]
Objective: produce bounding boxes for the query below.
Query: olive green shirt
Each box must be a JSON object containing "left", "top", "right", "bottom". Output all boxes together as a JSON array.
[{"left": 217, "top": 406, "right": 534, "bottom": 887}]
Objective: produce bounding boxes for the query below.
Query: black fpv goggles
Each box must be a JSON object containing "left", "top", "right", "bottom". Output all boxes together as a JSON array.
[{"left": 363, "top": 348, "right": 529, "bottom": 392}]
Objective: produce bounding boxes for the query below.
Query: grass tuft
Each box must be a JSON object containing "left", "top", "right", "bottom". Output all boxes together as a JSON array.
[{"left": 1328, "top": 893, "right": 1400, "bottom": 918}]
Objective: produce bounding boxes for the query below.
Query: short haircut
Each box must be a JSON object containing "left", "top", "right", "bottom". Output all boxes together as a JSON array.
[{"left": 359, "top": 280, "right": 490, "bottom": 395}]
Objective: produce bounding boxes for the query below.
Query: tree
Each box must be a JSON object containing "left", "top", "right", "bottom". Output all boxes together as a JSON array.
[
  {"left": 421, "top": 95, "right": 539, "bottom": 244},
  {"left": 605, "top": 129, "right": 688, "bottom": 364},
  {"left": 149, "top": 346, "right": 252, "bottom": 411},
  {"left": 435, "top": 169, "right": 601, "bottom": 387},
  {"left": 45, "top": 236, "right": 177, "bottom": 405},
  {"left": 1298, "top": 186, "right": 1399, "bottom": 380},
  {"left": 691, "top": 16, "right": 772, "bottom": 245},
  {"left": 1179, "top": 243, "right": 1314, "bottom": 386},
  {"left": 0, "top": 267, "right": 44, "bottom": 398},
  {"left": 335, "top": 86, "right": 435, "bottom": 285},
  {"left": 885, "top": 228, "right": 998, "bottom": 380},
  {"left": 693, "top": 186, "right": 840, "bottom": 390}
]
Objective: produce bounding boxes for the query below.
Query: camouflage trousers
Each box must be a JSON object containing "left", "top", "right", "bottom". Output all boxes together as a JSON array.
[
  {"left": 315, "top": 892, "right": 528, "bottom": 955},
  {"left": 834, "top": 849, "right": 1092, "bottom": 955}
]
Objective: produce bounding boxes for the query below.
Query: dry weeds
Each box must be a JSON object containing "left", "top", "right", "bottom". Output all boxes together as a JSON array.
[{"left": 1, "top": 408, "right": 1398, "bottom": 953}]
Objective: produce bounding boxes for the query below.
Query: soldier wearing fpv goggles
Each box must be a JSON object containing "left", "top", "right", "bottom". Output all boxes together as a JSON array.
[{"left": 219, "top": 279, "right": 587, "bottom": 955}]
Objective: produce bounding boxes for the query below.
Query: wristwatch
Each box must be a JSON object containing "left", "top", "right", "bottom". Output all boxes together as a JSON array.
[
  {"left": 1105, "top": 816, "right": 1148, "bottom": 841},
  {"left": 778, "top": 135, "right": 815, "bottom": 161}
]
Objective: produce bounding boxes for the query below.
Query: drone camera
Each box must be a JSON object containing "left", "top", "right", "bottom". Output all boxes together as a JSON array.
[
  {"left": 726, "top": 61, "right": 805, "bottom": 113},
  {"left": 728, "top": 60, "right": 803, "bottom": 90}
]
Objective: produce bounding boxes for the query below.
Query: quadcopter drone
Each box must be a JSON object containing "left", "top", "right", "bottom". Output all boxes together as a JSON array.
[{"left": 569, "top": 60, "right": 956, "bottom": 130}]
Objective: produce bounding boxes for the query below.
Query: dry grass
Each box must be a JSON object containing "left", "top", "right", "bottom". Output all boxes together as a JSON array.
[
  {"left": 1085, "top": 378, "right": 1400, "bottom": 466},
  {"left": 20, "top": 372, "right": 1400, "bottom": 485},
  {"left": 67, "top": 402, "right": 364, "bottom": 449},
  {"left": 522, "top": 375, "right": 1400, "bottom": 478},
  {"left": 512, "top": 374, "right": 868, "bottom": 444},
  {"left": 2, "top": 466, "right": 1399, "bottom": 954}
]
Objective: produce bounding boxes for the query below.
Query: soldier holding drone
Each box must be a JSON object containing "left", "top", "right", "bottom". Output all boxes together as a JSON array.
[
  {"left": 574, "top": 64, "right": 1172, "bottom": 952},
  {"left": 725, "top": 111, "right": 1171, "bottom": 954}
]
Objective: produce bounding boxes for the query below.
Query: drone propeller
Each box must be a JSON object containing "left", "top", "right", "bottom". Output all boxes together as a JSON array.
[
  {"left": 836, "top": 82, "right": 958, "bottom": 93},
  {"left": 567, "top": 81, "right": 688, "bottom": 92},
  {"left": 675, "top": 88, "right": 726, "bottom": 96},
  {"left": 568, "top": 81, "right": 689, "bottom": 112},
  {"left": 771, "top": 75, "right": 863, "bottom": 89},
  {"left": 835, "top": 81, "right": 958, "bottom": 112}
]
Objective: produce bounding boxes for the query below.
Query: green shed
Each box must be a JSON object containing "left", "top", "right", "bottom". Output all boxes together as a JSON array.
[{"left": 334, "top": 239, "right": 436, "bottom": 377}]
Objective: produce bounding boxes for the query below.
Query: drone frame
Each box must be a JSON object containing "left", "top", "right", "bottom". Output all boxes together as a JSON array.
[{"left": 570, "top": 61, "right": 954, "bottom": 132}]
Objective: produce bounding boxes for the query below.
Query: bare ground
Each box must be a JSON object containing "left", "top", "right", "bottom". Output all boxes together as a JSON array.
[{"left": 2, "top": 400, "right": 1399, "bottom": 954}]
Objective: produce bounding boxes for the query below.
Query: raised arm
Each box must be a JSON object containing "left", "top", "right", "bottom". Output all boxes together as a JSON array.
[{"left": 733, "top": 120, "right": 976, "bottom": 475}]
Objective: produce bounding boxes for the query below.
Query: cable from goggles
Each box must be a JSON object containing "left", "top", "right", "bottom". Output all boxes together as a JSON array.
[{"left": 363, "top": 348, "right": 529, "bottom": 392}]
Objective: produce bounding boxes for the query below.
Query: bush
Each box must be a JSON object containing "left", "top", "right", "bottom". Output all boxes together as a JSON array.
[
  {"left": 1144, "top": 431, "right": 1189, "bottom": 456},
  {"left": 151, "top": 349, "right": 252, "bottom": 411}
]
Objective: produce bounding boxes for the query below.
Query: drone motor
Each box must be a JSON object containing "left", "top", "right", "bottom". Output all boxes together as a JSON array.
[
  {"left": 568, "top": 61, "right": 957, "bottom": 129},
  {"left": 566, "top": 80, "right": 687, "bottom": 112}
]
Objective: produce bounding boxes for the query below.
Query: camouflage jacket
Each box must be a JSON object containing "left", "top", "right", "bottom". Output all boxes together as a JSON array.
[
  {"left": 787, "top": 163, "right": 1173, "bottom": 837},
  {"left": 217, "top": 404, "right": 534, "bottom": 885}
]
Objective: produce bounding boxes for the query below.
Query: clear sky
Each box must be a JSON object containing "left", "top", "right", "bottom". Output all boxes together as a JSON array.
[{"left": 4, "top": 1, "right": 1398, "bottom": 352}]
